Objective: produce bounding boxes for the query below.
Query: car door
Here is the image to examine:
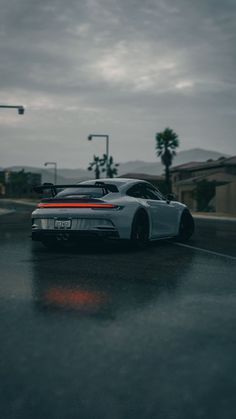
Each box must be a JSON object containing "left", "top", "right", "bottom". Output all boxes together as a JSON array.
[{"left": 142, "top": 184, "right": 178, "bottom": 238}]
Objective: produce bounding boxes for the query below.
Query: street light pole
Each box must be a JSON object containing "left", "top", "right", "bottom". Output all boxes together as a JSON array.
[
  {"left": 0, "top": 105, "right": 25, "bottom": 115},
  {"left": 87, "top": 134, "right": 110, "bottom": 177},
  {"left": 106, "top": 136, "right": 109, "bottom": 176},
  {"left": 44, "top": 162, "right": 57, "bottom": 184}
]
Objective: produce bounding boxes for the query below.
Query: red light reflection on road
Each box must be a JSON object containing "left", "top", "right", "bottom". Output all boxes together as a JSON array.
[{"left": 44, "top": 287, "right": 107, "bottom": 310}]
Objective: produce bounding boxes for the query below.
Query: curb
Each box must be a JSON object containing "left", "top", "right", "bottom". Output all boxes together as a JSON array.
[
  {"left": 0, "top": 199, "right": 37, "bottom": 217},
  {"left": 0, "top": 209, "right": 15, "bottom": 216},
  {"left": 193, "top": 214, "right": 236, "bottom": 222},
  {"left": 0, "top": 199, "right": 37, "bottom": 207}
]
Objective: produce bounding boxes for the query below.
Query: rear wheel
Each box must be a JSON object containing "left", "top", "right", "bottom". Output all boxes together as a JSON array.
[
  {"left": 177, "top": 210, "right": 194, "bottom": 242},
  {"left": 131, "top": 211, "right": 149, "bottom": 249}
]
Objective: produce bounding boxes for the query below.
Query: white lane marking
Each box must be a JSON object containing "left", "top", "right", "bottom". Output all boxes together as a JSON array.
[
  {"left": 0, "top": 209, "right": 15, "bottom": 216},
  {"left": 174, "top": 242, "right": 236, "bottom": 261}
]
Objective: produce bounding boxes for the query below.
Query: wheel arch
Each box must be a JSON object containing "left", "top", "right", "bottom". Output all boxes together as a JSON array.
[
  {"left": 176, "top": 205, "right": 189, "bottom": 227},
  {"left": 177, "top": 207, "right": 195, "bottom": 241},
  {"left": 130, "top": 207, "right": 151, "bottom": 240}
]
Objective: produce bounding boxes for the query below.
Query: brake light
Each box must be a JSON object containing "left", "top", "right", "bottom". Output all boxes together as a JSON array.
[{"left": 37, "top": 202, "right": 117, "bottom": 209}]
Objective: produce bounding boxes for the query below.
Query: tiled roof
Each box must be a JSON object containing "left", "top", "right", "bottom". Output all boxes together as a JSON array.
[
  {"left": 171, "top": 156, "right": 236, "bottom": 172},
  {"left": 171, "top": 162, "right": 199, "bottom": 171},
  {"left": 224, "top": 156, "right": 236, "bottom": 165},
  {"left": 175, "top": 174, "right": 235, "bottom": 186}
]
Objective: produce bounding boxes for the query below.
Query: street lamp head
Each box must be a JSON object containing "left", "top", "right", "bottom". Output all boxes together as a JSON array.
[
  {"left": 44, "top": 162, "right": 56, "bottom": 166},
  {"left": 18, "top": 107, "right": 24, "bottom": 115}
]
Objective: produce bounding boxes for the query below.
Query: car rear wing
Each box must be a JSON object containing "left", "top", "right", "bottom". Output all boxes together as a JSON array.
[{"left": 33, "top": 182, "right": 119, "bottom": 197}]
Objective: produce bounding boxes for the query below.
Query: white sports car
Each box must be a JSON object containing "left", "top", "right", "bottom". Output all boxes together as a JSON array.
[{"left": 32, "top": 178, "right": 194, "bottom": 248}]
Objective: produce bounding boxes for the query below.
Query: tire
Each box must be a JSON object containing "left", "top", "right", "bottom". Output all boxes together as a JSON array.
[
  {"left": 131, "top": 211, "right": 149, "bottom": 249},
  {"left": 177, "top": 210, "right": 194, "bottom": 242}
]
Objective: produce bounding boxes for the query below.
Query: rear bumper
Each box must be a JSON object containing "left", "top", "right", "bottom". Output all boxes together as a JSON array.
[{"left": 32, "top": 229, "right": 120, "bottom": 242}]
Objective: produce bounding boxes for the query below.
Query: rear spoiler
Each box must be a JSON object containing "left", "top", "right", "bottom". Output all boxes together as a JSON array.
[{"left": 33, "top": 182, "right": 119, "bottom": 197}]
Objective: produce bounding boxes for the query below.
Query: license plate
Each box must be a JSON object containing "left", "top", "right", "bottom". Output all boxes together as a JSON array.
[{"left": 54, "top": 219, "right": 72, "bottom": 229}]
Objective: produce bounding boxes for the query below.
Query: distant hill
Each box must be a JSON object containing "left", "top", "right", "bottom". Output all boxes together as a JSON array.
[
  {"left": 118, "top": 148, "right": 229, "bottom": 176},
  {"left": 4, "top": 148, "right": 230, "bottom": 182}
]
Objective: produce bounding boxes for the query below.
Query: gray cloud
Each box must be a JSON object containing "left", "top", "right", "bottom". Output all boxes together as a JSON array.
[{"left": 0, "top": 0, "right": 236, "bottom": 168}]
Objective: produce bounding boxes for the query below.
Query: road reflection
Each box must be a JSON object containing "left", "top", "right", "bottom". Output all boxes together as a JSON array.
[
  {"left": 31, "top": 242, "right": 194, "bottom": 318},
  {"left": 42, "top": 286, "right": 108, "bottom": 313}
]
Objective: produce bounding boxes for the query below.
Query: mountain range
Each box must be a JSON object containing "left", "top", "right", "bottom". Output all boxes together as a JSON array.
[{"left": 2, "top": 148, "right": 230, "bottom": 184}]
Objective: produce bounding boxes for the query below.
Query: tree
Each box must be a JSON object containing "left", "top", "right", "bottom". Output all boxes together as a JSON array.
[
  {"left": 101, "top": 154, "right": 119, "bottom": 178},
  {"left": 155, "top": 127, "right": 179, "bottom": 193},
  {"left": 87, "top": 155, "right": 104, "bottom": 179},
  {"left": 88, "top": 154, "right": 119, "bottom": 179}
]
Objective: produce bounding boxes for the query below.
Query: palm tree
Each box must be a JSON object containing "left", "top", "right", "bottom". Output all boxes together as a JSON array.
[
  {"left": 101, "top": 154, "right": 119, "bottom": 178},
  {"left": 155, "top": 127, "right": 179, "bottom": 193},
  {"left": 87, "top": 155, "right": 103, "bottom": 179}
]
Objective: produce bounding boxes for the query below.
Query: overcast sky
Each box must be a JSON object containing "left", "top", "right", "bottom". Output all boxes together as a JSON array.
[{"left": 0, "top": 0, "right": 235, "bottom": 168}]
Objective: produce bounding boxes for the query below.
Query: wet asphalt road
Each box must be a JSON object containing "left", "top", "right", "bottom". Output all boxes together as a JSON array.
[{"left": 0, "top": 203, "right": 236, "bottom": 419}]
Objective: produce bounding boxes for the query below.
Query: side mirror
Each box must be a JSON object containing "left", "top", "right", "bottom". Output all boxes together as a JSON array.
[{"left": 166, "top": 193, "right": 176, "bottom": 203}]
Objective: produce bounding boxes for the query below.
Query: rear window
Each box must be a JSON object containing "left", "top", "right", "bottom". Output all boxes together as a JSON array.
[{"left": 56, "top": 187, "right": 107, "bottom": 199}]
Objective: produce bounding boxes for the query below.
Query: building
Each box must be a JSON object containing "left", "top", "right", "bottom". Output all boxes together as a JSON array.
[
  {"left": 215, "top": 180, "right": 236, "bottom": 214},
  {"left": 0, "top": 169, "right": 41, "bottom": 198},
  {"left": 171, "top": 156, "right": 236, "bottom": 214},
  {"left": 0, "top": 171, "right": 9, "bottom": 197}
]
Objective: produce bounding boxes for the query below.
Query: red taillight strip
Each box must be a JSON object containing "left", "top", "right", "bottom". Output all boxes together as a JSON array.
[{"left": 38, "top": 202, "right": 116, "bottom": 209}]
